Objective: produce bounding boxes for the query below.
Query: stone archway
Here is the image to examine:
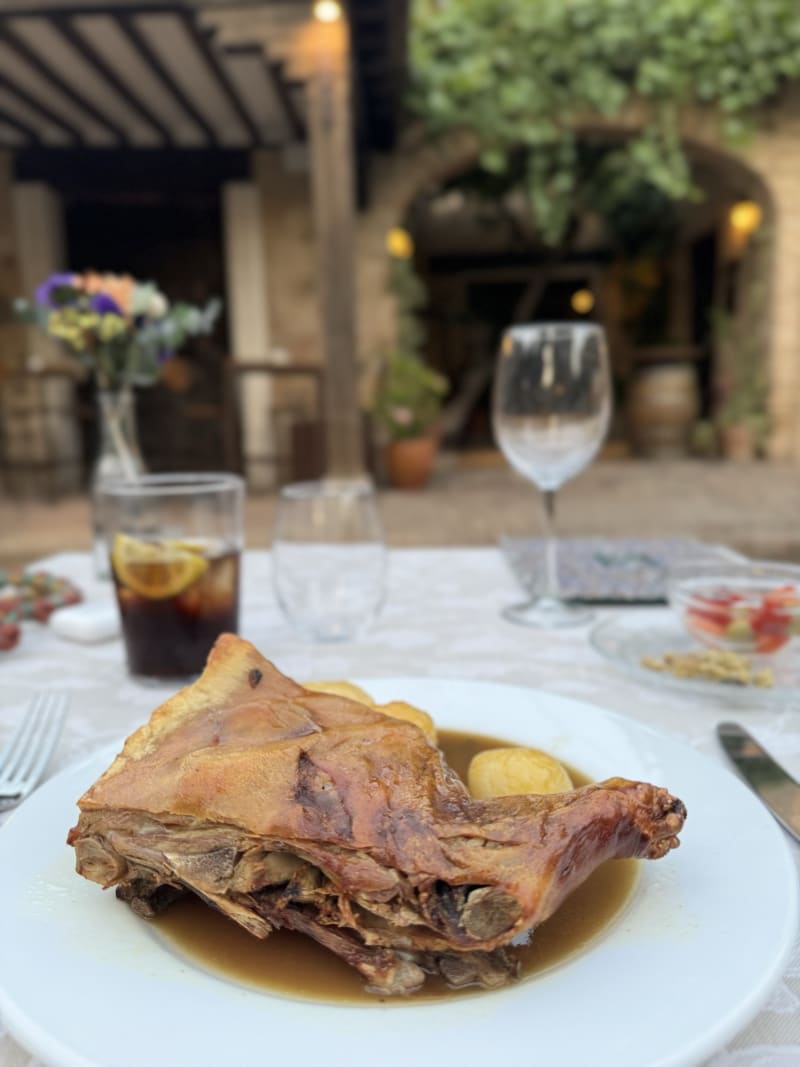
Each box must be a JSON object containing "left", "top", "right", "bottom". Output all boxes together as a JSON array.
[{"left": 357, "top": 92, "right": 800, "bottom": 459}]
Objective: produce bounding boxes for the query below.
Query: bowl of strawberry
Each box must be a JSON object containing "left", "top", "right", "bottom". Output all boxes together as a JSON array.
[{"left": 669, "top": 560, "right": 800, "bottom": 656}]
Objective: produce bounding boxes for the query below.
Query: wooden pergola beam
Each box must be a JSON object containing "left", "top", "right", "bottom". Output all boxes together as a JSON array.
[
  {"left": 305, "top": 15, "right": 362, "bottom": 477},
  {"left": 0, "top": 70, "right": 82, "bottom": 143},
  {"left": 116, "top": 11, "right": 217, "bottom": 146},
  {"left": 53, "top": 14, "right": 174, "bottom": 145},
  {"left": 0, "top": 20, "right": 128, "bottom": 143}
]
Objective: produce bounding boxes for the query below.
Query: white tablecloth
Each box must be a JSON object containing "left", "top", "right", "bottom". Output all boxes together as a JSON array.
[{"left": 1, "top": 548, "right": 799, "bottom": 1067}]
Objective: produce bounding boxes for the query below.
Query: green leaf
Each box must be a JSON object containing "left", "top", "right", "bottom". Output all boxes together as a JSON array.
[{"left": 409, "top": 0, "right": 794, "bottom": 244}]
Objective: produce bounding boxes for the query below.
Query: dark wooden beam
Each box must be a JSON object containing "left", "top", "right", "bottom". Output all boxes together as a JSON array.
[
  {"left": 116, "top": 12, "right": 217, "bottom": 146},
  {"left": 266, "top": 60, "right": 305, "bottom": 140},
  {"left": 179, "top": 13, "right": 261, "bottom": 145},
  {"left": 0, "top": 5, "right": 178, "bottom": 18},
  {"left": 0, "top": 71, "right": 82, "bottom": 143},
  {"left": 0, "top": 103, "right": 39, "bottom": 142},
  {"left": 53, "top": 14, "right": 173, "bottom": 145},
  {"left": 16, "top": 146, "right": 251, "bottom": 191},
  {"left": 0, "top": 20, "right": 127, "bottom": 143}
]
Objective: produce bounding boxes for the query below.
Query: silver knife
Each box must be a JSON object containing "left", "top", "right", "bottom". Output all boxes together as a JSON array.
[{"left": 718, "top": 721, "right": 800, "bottom": 843}]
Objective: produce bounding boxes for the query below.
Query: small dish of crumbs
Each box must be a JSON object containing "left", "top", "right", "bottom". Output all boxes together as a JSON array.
[
  {"left": 640, "top": 649, "right": 774, "bottom": 688},
  {"left": 590, "top": 612, "right": 799, "bottom": 704}
]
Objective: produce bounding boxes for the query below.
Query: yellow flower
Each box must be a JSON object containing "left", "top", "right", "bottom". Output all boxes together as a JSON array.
[
  {"left": 76, "top": 311, "right": 100, "bottom": 331},
  {"left": 385, "top": 227, "right": 414, "bottom": 260},
  {"left": 48, "top": 310, "right": 79, "bottom": 342},
  {"left": 98, "top": 313, "right": 128, "bottom": 342}
]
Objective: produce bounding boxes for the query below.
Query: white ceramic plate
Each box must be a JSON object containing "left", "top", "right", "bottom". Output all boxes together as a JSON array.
[
  {"left": 591, "top": 611, "right": 800, "bottom": 706},
  {"left": 0, "top": 679, "right": 796, "bottom": 1067}
]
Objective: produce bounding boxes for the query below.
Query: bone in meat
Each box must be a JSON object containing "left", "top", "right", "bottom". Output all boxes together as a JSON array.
[{"left": 68, "top": 634, "right": 686, "bottom": 995}]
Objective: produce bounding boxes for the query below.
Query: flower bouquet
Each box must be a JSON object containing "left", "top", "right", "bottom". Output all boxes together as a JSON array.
[
  {"left": 16, "top": 272, "right": 221, "bottom": 573},
  {"left": 16, "top": 271, "right": 220, "bottom": 474},
  {"left": 15, "top": 271, "right": 220, "bottom": 392}
]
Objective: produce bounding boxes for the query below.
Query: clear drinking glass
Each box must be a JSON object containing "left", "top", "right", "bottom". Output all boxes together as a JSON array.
[
  {"left": 98, "top": 472, "right": 244, "bottom": 680},
  {"left": 272, "top": 479, "right": 386, "bottom": 642},
  {"left": 492, "top": 322, "right": 612, "bottom": 627}
]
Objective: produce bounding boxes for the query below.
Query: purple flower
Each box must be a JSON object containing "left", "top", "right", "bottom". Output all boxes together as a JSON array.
[
  {"left": 35, "top": 273, "right": 77, "bottom": 308},
  {"left": 89, "top": 292, "right": 123, "bottom": 315}
]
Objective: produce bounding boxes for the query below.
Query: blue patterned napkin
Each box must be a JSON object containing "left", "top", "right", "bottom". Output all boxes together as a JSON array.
[{"left": 500, "top": 537, "right": 740, "bottom": 604}]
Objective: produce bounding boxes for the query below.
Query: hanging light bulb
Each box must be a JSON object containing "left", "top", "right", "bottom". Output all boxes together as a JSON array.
[
  {"left": 313, "top": 0, "right": 342, "bottom": 21},
  {"left": 729, "top": 200, "right": 763, "bottom": 237},
  {"left": 570, "top": 288, "right": 595, "bottom": 315}
]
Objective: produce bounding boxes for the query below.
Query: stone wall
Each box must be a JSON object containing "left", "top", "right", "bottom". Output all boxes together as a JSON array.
[{"left": 258, "top": 95, "right": 800, "bottom": 460}]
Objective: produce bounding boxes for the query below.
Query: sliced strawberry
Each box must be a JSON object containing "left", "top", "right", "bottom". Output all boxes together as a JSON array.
[
  {"left": 756, "top": 632, "right": 790, "bottom": 654},
  {"left": 686, "top": 610, "right": 728, "bottom": 636},
  {"left": 763, "top": 585, "right": 800, "bottom": 607},
  {"left": 686, "top": 605, "right": 731, "bottom": 631}
]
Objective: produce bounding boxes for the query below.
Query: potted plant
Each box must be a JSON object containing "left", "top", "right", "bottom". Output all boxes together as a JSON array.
[
  {"left": 374, "top": 349, "right": 449, "bottom": 488},
  {"left": 711, "top": 280, "right": 769, "bottom": 462},
  {"left": 373, "top": 229, "right": 448, "bottom": 488}
]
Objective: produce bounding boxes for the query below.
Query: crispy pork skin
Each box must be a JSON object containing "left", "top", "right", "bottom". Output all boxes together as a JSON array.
[{"left": 68, "top": 635, "right": 686, "bottom": 995}]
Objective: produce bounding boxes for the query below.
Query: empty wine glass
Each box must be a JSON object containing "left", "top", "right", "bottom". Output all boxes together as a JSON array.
[{"left": 492, "top": 322, "right": 612, "bottom": 627}]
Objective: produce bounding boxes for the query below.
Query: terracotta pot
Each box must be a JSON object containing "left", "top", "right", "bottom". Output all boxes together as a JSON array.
[
  {"left": 385, "top": 435, "right": 438, "bottom": 489},
  {"left": 719, "top": 422, "right": 756, "bottom": 462}
]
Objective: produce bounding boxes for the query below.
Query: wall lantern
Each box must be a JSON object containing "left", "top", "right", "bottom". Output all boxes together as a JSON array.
[
  {"left": 570, "top": 288, "right": 595, "bottom": 315},
  {"left": 729, "top": 200, "right": 763, "bottom": 237},
  {"left": 313, "top": 0, "right": 342, "bottom": 21}
]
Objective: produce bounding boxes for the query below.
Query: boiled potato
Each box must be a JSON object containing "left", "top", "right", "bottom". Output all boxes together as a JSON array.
[
  {"left": 372, "top": 700, "right": 437, "bottom": 742},
  {"left": 304, "top": 681, "right": 437, "bottom": 741},
  {"left": 468, "top": 746, "right": 573, "bottom": 798},
  {"left": 304, "top": 680, "right": 375, "bottom": 705}
]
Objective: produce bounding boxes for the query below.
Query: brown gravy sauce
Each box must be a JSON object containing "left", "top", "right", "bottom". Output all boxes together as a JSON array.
[{"left": 153, "top": 728, "right": 639, "bottom": 1003}]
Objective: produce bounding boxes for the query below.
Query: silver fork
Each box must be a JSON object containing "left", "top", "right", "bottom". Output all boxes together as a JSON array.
[{"left": 0, "top": 692, "right": 69, "bottom": 810}]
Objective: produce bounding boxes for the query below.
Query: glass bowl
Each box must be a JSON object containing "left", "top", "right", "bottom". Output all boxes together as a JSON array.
[{"left": 668, "top": 559, "right": 800, "bottom": 656}]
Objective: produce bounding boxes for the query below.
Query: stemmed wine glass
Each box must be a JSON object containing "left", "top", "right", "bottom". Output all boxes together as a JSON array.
[{"left": 492, "top": 322, "right": 612, "bottom": 627}]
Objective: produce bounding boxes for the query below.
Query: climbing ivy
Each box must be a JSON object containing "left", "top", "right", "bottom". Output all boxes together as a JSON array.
[{"left": 410, "top": 0, "right": 800, "bottom": 243}]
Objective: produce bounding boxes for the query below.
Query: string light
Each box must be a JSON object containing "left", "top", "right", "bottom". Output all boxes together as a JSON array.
[
  {"left": 313, "top": 0, "right": 342, "bottom": 21},
  {"left": 570, "top": 288, "right": 595, "bottom": 315}
]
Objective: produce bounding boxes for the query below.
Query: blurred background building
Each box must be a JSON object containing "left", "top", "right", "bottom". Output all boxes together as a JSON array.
[{"left": 2, "top": 0, "right": 799, "bottom": 501}]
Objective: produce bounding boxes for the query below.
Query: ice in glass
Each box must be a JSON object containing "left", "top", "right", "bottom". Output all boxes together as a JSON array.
[{"left": 99, "top": 474, "right": 244, "bottom": 680}]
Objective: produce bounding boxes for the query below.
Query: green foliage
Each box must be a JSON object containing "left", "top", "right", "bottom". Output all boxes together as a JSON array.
[
  {"left": 373, "top": 349, "right": 449, "bottom": 440},
  {"left": 374, "top": 254, "right": 448, "bottom": 440},
  {"left": 391, "top": 255, "right": 427, "bottom": 357},
  {"left": 411, "top": 0, "right": 800, "bottom": 243},
  {"left": 711, "top": 231, "right": 770, "bottom": 437},
  {"left": 712, "top": 300, "right": 769, "bottom": 427}
]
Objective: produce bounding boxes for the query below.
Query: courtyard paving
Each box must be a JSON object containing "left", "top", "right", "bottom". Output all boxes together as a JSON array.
[{"left": 0, "top": 454, "right": 796, "bottom": 572}]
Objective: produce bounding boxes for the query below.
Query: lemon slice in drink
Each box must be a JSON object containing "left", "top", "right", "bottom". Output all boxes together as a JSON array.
[{"left": 111, "top": 533, "right": 209, "bottom": 599}]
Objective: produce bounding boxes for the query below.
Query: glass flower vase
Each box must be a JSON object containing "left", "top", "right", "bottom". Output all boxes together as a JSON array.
[{"left": 91, "top": 386, "right": 145, "bottom": 577}]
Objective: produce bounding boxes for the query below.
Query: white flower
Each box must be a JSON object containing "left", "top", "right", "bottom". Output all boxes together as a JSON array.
[
  {"left": 146, "top": 291, "right": 169, "bottom": 319},
  {"left": 391, "top": 406, "right": 414, "bottom": 426}
]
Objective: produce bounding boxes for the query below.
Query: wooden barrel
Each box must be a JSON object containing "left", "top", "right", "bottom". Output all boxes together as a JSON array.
[{"left": 626, "top": 363, "right": 700, "bottom": 459}]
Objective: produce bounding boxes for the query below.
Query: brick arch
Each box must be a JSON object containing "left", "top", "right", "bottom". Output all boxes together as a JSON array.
[{"left": 358, "top": 96, "right": 800, "bottom": 458}]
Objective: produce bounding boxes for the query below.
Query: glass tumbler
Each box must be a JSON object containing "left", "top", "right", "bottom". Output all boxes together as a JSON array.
[
  {"left": 98, "top": 472, "right": 244, "bottom": 681},
  {"left": 272, "top": 479, "right": 386, "bottom": 642}
]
